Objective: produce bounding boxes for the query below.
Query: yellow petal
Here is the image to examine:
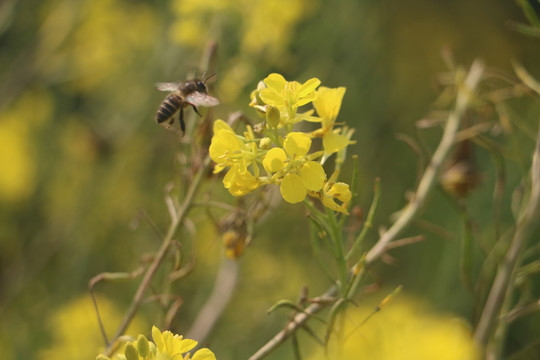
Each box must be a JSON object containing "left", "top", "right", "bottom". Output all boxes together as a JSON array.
[
  {"left": 224, "top": 165, "right": 259, "bottom": 196},
  {"left": 259, "top": 88, "right": 285, "bottom": 106},
  {"left": 321, "top": 196, "right": 349, "bottom": 214},
  {"left": 298, "top": 78, "right": 321, "bottom": 98},
  {"left": 263, "top": 147, "right": 287, "bottom": 173},
  {"left": 209, "top": 130, "right": 242, "bottom": 162},
  {"left": 171, "top": 338, "right": 197, "bottom": 355},
  {"left": 280, "top": 173, "right": 307, "bottom": 203},
  {"left": 152, "top": 326, "right": 164, "bottom": 352},
  {"left": 299, "top": 161, "right": 326, "bottom": 191},
  {"left": 313, "top": 87, "right": 346, "bottom": 122},
  {"left": 284, "top": 132, "right": 311, "bottom": 157},
  {"left": 192, "top": 348, "right": 217, "bottom": 360},
  {"left": 213, "top": 119, "right": 233, "bottom": 133},
  {"left": 328, "top": 182, "right": 352, "bottom": 202},
  {"left": 264, "top": 73, "right": 287, "bottom": 91},
  {"left": 323, "top": 132, "right": 350, "bottom": 155},
  {"left": 296, "top": 91, "right": 318, "bottom": 107}
]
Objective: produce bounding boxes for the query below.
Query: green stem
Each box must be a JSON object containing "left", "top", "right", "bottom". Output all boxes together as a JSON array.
[
  {"left": 326, "top": 208, "right": 348, "bottom": 293},
  {"left": 346, "top": 178, "right": 381, "bottom": 261},
  {"left": 303, "top": 200, "right": 338, "bottom": 258},
  {"left": 308, "top": 220, "right": 337, "bottom": 282}
]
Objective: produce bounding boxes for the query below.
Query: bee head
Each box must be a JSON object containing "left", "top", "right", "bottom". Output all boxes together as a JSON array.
[
  {"left": 200, "top": 72, "right": 217, "bottom": 91},
  {"left": 195, "top": 80, "right": 207, "bottom": 92}
]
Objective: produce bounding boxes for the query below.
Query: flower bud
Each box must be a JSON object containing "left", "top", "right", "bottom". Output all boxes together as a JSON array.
[
  {"left": 260, "top": 137, "right": 272, "bottom": 150},
  {"left": 266, "top": 105, "right": 281, "bottom": 127},
  {"left": 136, "top": 335, "right": 150, "bottom": 357},
  {"left": 124, "top": 344, "right": 139, "bottom": 360}
]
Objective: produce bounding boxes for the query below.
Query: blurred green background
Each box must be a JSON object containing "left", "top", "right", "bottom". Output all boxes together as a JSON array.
[{"left": 1, "top": 0, "right": 539, "bottom": 359}]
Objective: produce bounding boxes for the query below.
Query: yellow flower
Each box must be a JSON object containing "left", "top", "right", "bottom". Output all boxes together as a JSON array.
[
  {"left": 312, "top": 87, "right": 354, "bottom": 157},
  {"left": 150, "top": 326, "right": 216, "bottom": 360},
  {"left": 256, "top": 73, "right": 321, "bottom": 126},
  {"left": 261, "top": 73, "right": 320, "bottom": 107},
  {"left": 281, "top": 162, "right": 326, "bottom": 203},
  {"left": 320, "top": 181, "right": 352, "bottom": 214},
  {"left": 152, "top": 326, "right": 198, "bottom": 358},
  {"left": 223, "top": 164, "right": 260, "bottom": 196},
  {"left": 209, "top": 120, "right": 261, "bottom": 196},
  {"left": 263, "top": 132, "right": 326, "bottom": 204},
  {"left": 313, "top": 86, "right": 346, "bottom": 132},
  {"left": 98, "top": 327, "right": 216, "bottom": 360},
  {"left": 209, "top": 120, "right": 244, "bottom": 173}
]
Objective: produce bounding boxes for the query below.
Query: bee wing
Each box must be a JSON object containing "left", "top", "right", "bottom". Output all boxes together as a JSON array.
[
  {"left": 156, "top": 82, "right": 181, "bottom": 92},
  {"left": 185, "top": 92, "right": 220, "bottom": 107}
]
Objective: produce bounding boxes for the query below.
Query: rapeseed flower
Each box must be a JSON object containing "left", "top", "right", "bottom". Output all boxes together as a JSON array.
[
  {"left": 312, "top": 86, "right": 354, "bottom": 157},
  {"left": 263, "top": 132, "right": 325, "bottom": 203},
  {"left": 254, "top": 73, "right": 321, "bottom": 126},
  {"left": 209, "top": 120, "right": 260, "bottom": 195},
  {"left": 97, "top": 326, "right": 216, "bottom": 360},
  {"left": 318, "top": 171, "right": 352, "bottom": 214},
  {"left": 210, "top": 73, "right": 355, "bottom": 213}
]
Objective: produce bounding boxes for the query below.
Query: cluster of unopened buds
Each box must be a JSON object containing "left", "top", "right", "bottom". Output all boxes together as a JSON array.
[{"left": 210, "top": 73, "right": 355, "bottom": 214}]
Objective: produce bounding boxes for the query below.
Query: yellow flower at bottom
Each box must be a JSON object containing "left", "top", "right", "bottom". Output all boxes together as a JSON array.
[{"left": 151, "top": 326, "right": 216, "bottom": 360}]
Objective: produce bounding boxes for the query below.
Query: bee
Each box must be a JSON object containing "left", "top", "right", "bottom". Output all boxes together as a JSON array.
[{"left": 155, "top": 74, "right": 219, "bottom": 134}]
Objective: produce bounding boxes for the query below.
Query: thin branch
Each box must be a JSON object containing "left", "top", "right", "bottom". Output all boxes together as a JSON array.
[
  {"left": 366, "top": 60, "right": 484, "bottom": 263},
  {"left": 474, "top": 119, "right": 540, "bottom": 345},
  {"left": 248, "top": 288, "right": 337, "bottom": 360}
]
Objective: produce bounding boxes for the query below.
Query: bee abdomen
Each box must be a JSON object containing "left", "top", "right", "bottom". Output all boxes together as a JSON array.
[{"left": 156, "top": 93, "right": 183, "bottom": 123}]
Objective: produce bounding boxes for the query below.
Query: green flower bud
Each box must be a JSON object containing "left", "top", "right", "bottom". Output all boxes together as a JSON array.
[
  {"left": 266, "top": 105, "right": 281, "bottom": 128},
  {"left": 125, "top": 343, "right": 139, "bottom": 360},
  {"left": 137, "top": 334, "right": 150, "bottom": 357}
]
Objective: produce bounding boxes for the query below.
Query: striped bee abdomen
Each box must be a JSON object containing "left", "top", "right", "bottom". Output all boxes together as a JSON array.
[{"left": 156, "top": 93, "right": 183, "bottom": 123}]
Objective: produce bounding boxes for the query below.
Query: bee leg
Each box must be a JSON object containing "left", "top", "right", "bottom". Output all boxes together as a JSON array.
[
  {"left": 179, "top": 107, "right": 186, "bottom": 135},
  {"left": 191, "top": 105, "right": 202, "bottom": 117}
]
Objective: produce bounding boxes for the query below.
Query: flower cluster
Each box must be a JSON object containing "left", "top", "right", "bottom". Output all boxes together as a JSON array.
[
  {"left": 97, "top": 326, "right": 216, "bottom": 360},
  {"left": 210, "top": 73, "right": 354, "bottom": 214}
]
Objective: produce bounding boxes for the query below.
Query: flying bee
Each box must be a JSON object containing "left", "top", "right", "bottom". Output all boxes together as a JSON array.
[{"left": 155, "top": 74, "right": 219, "bottom": 134}]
